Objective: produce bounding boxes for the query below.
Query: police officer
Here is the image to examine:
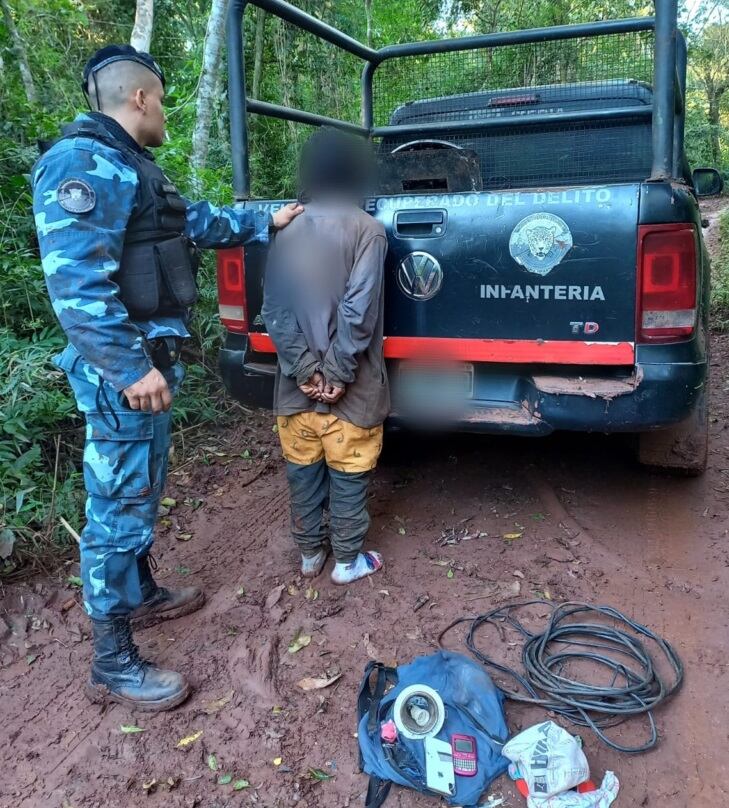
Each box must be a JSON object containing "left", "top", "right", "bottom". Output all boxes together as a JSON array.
[{"left": 31, "top": 44, "right": 302, "bottom": 711}]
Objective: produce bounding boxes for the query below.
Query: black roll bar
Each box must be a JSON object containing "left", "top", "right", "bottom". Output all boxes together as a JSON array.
[
  {"left": 228, "top": 0, "right": 681, "bottom": 200},
  {"left": 362, "top": 17, "right": 658, "bottom": 131},
  {"left": 650, "top": 0, "right": 678, "bottom": 180}
]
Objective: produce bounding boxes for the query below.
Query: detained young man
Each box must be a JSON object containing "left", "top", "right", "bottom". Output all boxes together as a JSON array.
[{"left": 262, "top": 128, "right": 389, "bottom": 585}]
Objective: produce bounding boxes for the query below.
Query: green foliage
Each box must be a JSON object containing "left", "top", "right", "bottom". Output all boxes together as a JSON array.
[{"left": 711, "top": 209, "right": 729, "bottom": 330}]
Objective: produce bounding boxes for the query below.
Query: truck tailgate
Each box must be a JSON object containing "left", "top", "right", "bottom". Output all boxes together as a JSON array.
[{"left": 372, "top": 185, "right": 639, "bottom": 363}]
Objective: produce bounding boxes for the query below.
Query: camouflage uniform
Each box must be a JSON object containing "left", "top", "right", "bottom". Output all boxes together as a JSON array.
[{"left": 32, "top": 113, "right": 270, "bottom": 620}]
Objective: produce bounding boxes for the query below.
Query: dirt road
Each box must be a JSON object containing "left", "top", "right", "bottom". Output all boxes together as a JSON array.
[{"left": 3, "top": 206, "right": 729, "bottom": 808}]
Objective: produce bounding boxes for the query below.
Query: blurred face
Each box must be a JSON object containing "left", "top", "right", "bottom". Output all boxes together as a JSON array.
[{"left": 137, "top": 78, "right": 166, "bottom": 147}]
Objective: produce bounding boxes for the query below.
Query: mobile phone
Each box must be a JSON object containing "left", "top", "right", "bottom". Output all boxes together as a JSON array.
[{"left": 451, "top": 734, "right": 477, "bottom": 777}]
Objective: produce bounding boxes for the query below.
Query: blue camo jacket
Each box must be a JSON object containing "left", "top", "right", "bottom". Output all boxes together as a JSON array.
[{"left": 31, "top": 113, "right": 271, "bottom": 392}]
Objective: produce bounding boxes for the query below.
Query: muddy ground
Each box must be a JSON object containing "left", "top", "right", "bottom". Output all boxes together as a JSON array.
[{"left": 2, "top": 202, "right": 729, "bottom": 808}]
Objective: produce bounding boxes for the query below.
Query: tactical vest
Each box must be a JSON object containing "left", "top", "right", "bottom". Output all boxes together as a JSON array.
[{"left": 50, "top": 119, "right": 199, "bottom": 320}]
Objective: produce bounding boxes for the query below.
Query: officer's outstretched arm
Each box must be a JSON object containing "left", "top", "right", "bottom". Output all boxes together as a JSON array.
[
  {"left": 32, "top": 142, "right": 154, "bottom": 392},
  {"left": 184, "top": 201, "right": 302, "bottom": 249}
]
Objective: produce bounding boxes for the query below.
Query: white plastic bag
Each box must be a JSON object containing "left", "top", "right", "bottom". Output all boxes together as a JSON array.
[
  {"left": 522, "top": 771, "right": 619, "bottom": 808},
  {"left": 503, "top": 721, "right": 589, "bottom": 798}
]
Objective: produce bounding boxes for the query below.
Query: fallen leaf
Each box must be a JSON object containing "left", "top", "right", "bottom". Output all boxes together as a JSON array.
[
  {"left": 308, "top": 768, "right": 334, "bottom": 782},
  {"left": 287, "top": 584, "right": 299, "bottom": 596},
  {"left": 265, "top": 583, "right": 286, "bottom": 610},
  {"left": 217, "top": 774, "right": 233, "bottom": 785},
  {"left": 379, "top": 589, "right": 390, "bottom": 596},
  {"left": 26, "top": 654, "right": 37, "bottom": 665},
  {"left": 509, "top": 580, "right": 522, "bottom": 596},
  {"left": 446, "top": 568, "right": 455, "bottom": 579},
  {"left": 272, "top": 424, "right": 279, "bottom": 433},
  {"left": 61, "top": 597, "right": 76, "bottom": 612},
  {"left": 176, "top": 729, "right": 203, "bottom": 749},
  {"left": 363, "top": 633, "right": 380, "bottom": 659},
  {"left": 233, "top": 779, "right": 250, "bottom": 791},
  {"left": 297, "top": 673, "right": 342, "bottom": 691},
  {"left": 288, "top": 629, "right": 312, "bottom": 654},
  {"left": 397, "top": 527, "right": 406, "bottom": 535},
  {"left": 160, "top": 497, "right": 177, "bottom": 508},
  {"left": 503, "top": 532, "right": 523, "bottom": 541},
  {"left": 142, "top": 778, "right": 157, "bottom": 793},
  {"left": 513, "top": 570, "right": 525, "bottom": 579},
  {"left": 176, "top": 532, "right": 193, "bottom": 542},
  {"left": 175, "top": 565, "right": 190, "bottom": 576},
  {"left": 305, "top": 586, "right": 319, "bottom": 601},
  {"left": 236, "top": 586, "right": 246, "bottom": 599},
  {"left": 207, "top": 753, "right": 218, "bottom": 771},
  {"left": 66, "top": 575, "right": 83, "bottom": 588},
  {"left": 273, "top": 757, "right": 283, "bottom": 766},
  {"left": 0, "top": 528, "right": 15, "bottom": 560},
  {"left": 272, "top": 706, "right": 283, "bottom": 715},
  {"left": 159, "top": 518, "right": 172, "bottom": 528},
  {"left": 120, "top": 724, "right": 145, "bottom": 734}
]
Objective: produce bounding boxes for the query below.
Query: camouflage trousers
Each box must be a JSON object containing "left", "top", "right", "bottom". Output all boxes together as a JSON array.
[{"left": 57, "top": 346, "right": 184, "bottom": 620}]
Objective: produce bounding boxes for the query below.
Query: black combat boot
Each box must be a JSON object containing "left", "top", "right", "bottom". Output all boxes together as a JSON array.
[
  {"left": 86, "top": 616, "right": 190, "bottom": 711},
  {"left": 131, "top": 553, "right": 205, "bottom": 628}
]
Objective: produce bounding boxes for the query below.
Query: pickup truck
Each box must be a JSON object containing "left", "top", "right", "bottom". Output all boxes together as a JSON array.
[{"left": 218, "top": 0, "right": 723, "bottom": 474}]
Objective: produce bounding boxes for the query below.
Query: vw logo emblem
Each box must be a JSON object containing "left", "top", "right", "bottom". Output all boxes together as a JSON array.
[{"left": 397, "top": 251, "right": 443, "bottom": 301}]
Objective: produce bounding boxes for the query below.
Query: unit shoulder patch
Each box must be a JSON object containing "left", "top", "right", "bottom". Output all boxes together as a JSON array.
[{"left": 57, "top": 178, "right": 96, "bottom": 214}]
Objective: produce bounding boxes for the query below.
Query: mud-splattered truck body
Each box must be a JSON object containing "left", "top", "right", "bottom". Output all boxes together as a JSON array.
[{"left": 217, "top": 0, "right": 722, "bottom": 472}]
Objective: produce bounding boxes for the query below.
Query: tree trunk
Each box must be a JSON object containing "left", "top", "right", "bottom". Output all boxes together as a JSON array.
[
  {"left": 0, "top": 0, "right": 37, "bottom": 105},
  {"left": 130, "top": 0, "right": 154, "bottom": 52},
  {"left": 708, "top": 94, "right": 724, "bottom": 166},
  {"left": 273, "top": 18, "right": 297, "bottom": 142},
  {"left": 252, "top": 6, "right": 266, "bottom": 100},
  {"left": 213, "top": 57, "right": 229, "bottom": 155},
  {"left": 364, "top": 0, "right": 373, "bottom": 48},
  {"left": 191, "top": 0, "right": 229, "bottom": 195}
]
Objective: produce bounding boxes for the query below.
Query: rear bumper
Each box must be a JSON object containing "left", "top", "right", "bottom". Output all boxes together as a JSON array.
[
  {"left": 219, "top": 336, "right": 275, "bottom": 410},
  {"left": 389, "top": 360, "right": 706, "bottom": 435},
  {"left": 218, "top": 335, "right": 706, "bottom": 436}
]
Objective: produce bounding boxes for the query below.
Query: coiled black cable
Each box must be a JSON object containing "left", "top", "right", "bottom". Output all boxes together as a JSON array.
[{"left": 439, "top": 600, "right": 683, "bottom": 753}]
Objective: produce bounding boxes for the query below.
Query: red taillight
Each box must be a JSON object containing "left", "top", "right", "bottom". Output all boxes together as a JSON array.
[
  {"left": 216, "top": 247, "right": 248, "bottom": 334},
  {"left": 637, "top": 223, "right": 697, "bottom": 343}
]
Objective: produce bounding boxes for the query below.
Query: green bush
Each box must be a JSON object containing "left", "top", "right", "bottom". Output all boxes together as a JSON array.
[{"left": 711, "top": 209, "right": 729, "bottom": 330}]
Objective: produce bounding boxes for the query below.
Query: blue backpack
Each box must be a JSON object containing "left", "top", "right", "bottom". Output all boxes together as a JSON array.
[{"left": 357, "top": 651, "right": 510, "bottom": 807}]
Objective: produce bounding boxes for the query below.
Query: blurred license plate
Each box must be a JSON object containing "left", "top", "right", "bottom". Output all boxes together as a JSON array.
[{"left": 398, "top": 362, "right": 474, "bottom": 400}]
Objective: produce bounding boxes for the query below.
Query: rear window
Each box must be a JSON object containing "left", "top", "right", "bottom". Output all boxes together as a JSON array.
[{"left": 380, "top": 118, "right": 652, "bottom": 190}]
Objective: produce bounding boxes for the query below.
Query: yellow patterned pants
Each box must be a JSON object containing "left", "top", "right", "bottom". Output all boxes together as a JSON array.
[{"left": 277, "top": 412, "right": 383, "bottom": 473}]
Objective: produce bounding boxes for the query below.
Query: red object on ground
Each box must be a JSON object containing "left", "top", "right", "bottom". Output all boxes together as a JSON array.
[{"left": 515, "top": 779, "right": 598, "bottom": 798}]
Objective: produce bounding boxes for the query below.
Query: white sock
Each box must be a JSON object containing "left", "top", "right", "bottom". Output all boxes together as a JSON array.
[
  {"left": 331, "top": 551, "right": 383, "bottom": 585},
  {"left": 301, "top": 548, "right": 327, "bottom": 578}
]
